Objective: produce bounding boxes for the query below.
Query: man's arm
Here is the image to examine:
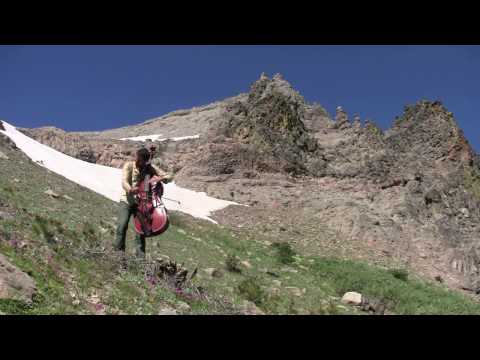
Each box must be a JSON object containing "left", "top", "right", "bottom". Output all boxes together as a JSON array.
[
  {"left": 152, "top": 164, "right": 172, "bottom": 182},
  {"left": 122, "top": 162, "right": 133, "bottom": 193}
]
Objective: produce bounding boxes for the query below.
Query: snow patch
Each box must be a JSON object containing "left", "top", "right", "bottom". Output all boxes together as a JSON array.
[
  {"left": 119, "top": 134, "right": 164, "bottom": 142},
  {"left": 120, "top": 134, "right": 200, "bottom": 142},
  {"left": 169, "top": 134, "right": 200, "bottom": 141},
  {"left": 0, "top": 121, "right": 236, "bottom": 223}
]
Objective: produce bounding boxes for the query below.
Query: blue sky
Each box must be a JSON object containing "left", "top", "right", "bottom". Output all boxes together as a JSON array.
[{"left": 1, "top": 45, "right": 479, "bottom": 150}]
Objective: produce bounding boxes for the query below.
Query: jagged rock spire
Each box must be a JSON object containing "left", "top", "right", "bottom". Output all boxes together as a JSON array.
[
  {"left": 273, "top": 73, "right": 284, "bottom": 81},
  {"left": 353, "top": 114, "right": 361, "bottom": 129},
  {"left": 334, "top": 106, "right": 350, "bottom": 129}
]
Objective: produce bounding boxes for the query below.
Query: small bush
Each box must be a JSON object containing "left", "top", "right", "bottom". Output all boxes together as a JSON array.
[
  {"left": 287, "top": 298, "right": 299, "bottom": 315},
  {"left": 315, "top": 300, "right": 339, "bottom": 315},
  {"left": 3, "top": 186, "right": 14, "bottom": 194},
  {"left": 0, "top": 299, "right": 33, "bottom": 314},
  {"left": 32, "top": 215, "right": 55, "bottom": 244},
  {"left": 389, "top": 268, "right": 409, "bottom": 282},
  {"left": 261, "top": 294, "right": 281, "bottom": 314},
  {"left": 272, "top": 242, "right": 296, "bottom": 265},
  {"left": 225, "top": 254, "right": 242, "bottom": 273},
  {"left": 81, "top": 222, "right": 98, "bottom": 243},
  {"left": 237, "top": 277, "right": 264, "bottom": 305},
  {"left": 49, "top": 219, "right": 65, "bottom": 235}
]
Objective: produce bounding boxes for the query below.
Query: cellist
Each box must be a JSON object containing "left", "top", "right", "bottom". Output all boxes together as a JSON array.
[{"left": 114, "top": 147, "right": 173, "bottom": 259}]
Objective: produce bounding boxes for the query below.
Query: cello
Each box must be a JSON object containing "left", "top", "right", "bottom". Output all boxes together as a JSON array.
[{"left": 133, "top": 145, "right": 170, "bottom": 237}]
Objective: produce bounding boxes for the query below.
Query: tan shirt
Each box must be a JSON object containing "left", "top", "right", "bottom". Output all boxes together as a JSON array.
[{"left": 120, "top": 161, "right": 168, "bottom": 203}]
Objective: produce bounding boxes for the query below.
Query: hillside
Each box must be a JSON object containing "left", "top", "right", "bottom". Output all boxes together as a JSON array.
[{"left": 2, "top": 129, "right": 480, "bottom": 315}]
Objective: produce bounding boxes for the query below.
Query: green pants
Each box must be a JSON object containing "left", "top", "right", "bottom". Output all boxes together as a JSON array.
[{"left": 114, "top": 201, "right": 146, "bottom": 258}]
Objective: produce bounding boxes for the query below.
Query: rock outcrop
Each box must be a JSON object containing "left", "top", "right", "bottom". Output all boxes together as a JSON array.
[
  {"left": 20, "top": 127, "right": 138, "bottom": 168},
  {"left": 186, "top": 73, "right": 324, "bottom": 177},
  {"left": 0, "top": 254, "right": 37, "bottom": 303}
]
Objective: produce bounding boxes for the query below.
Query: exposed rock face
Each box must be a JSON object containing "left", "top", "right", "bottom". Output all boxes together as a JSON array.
[
  {"left": 0, "top": 254, "right": 37, "bottom": 303},
  {"left": 385, "top": 101, "right": 474, "bottom": 177},
  {"left": 0, "top": 132, "right": 17, "bottom": 150},
  {"left": 187, "top": 73, "right": 324, "bottom": 177},
  {"left": 303, "top": 103, "right": 334, "bottom": 132},
  {"left": 20, "top": 127, "right": 138, "bottom": 168}
]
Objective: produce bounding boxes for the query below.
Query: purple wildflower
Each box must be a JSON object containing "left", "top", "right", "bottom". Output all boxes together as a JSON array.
[{"left": 146, "top": 275, "right": 157, "bottom": 287}]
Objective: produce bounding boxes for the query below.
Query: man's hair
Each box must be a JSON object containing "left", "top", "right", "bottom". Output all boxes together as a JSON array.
[{"left": 136, "top": 148, "right": 151, "bottom": 162}]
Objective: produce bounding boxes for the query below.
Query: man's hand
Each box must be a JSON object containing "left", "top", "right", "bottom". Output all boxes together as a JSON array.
[
  {"left": 129, "top": 187, "right": 139, "bottom": 195},
  {"left": 161, "top": 174, "right": 173, "bottom": 184}
]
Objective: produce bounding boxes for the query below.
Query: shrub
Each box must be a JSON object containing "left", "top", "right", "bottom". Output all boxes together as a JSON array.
[
  {"left": 237, "top": 277, "right": 264, "bottom": 305},
  {"left": 272, "top": 242, "right": 296, "bottom": 265},
  {"left": 32, "top": 215, "right": 55, "bottom": 244},
  {"left": 225, "top": 254, "right": 242, "bottom": 273},
  {"left": 388, "top": 268, "right": 409, "bottom": 282},
  {"left": 315, "top": 300, "right": 339, "bottom": 315},
  {"left": 81, "top": 222, "right": 98, "bottom": 244}
]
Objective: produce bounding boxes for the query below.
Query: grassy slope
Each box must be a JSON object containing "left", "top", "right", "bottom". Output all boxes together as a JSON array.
[{"left": 1, "top": 143, "right": 480, "bottom": 315}]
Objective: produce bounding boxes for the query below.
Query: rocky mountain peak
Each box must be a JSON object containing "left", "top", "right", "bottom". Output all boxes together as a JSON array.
[
  {"left": 249, "top": 72, "right": 306, "bottom": 106},
  {"left": 201, "top": 73, "right": 323, "bottom": 176},
  {"left": 387, "top": 100, "right": 474, "bottom": 167}
]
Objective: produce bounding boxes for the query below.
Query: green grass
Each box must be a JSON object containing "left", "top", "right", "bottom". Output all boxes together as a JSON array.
[{"left": 310, "top": 257, "right": 480, "bottom": 315}]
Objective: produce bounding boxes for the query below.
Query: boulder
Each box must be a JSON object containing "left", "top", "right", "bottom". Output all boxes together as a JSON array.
[
  {"left": 424, "top": 188, "right": 442, "bottom": 205},
  {"left": 285, "top": 286, "right": 303, "bottom": 297},
  {"left": 44, "top": 189, "right": 60, "bottom": 198},
  {"left": 204, "top": 268, "right": 222, "bottom": 278},
  {"left": 460, "top": 208, "right": 470, "bottom": 218},
  {"left": 176, "top": 301, "right": 191, "bottom": 312},
  {"left": 0, "top": 210, "right": 14, "bottom": 221},
  {"left": 341, "top": 291, "right": 363, "bottom": 306},
  {"left": 267, "top": 287, "right": 281, "bottom": 297},
  {"left": 241, "top": 260, "right": 252, "bottom": 269},
  {"left": 360, "top": 297, "right": 387, "bottom": 315},
  {"left": 0, "top": 254, "right": 37, "bottom": 303},
  {"left": 241, "top": 300, "right": 265, "bottom": 315},
  {"left": 0, "top": 151, "right": 9, "bottom": 160},
  {"left": 158, "top": 308, "right": 178, "bottom": 315}
]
